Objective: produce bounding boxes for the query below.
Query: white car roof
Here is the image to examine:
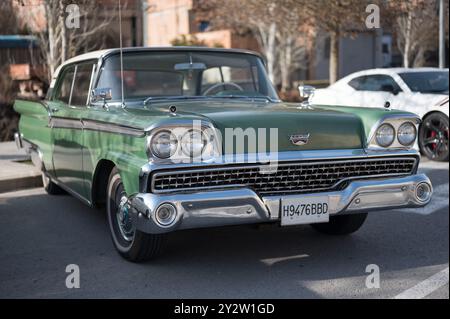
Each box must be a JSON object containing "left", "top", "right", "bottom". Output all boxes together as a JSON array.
[
  {"left": 331, "top": 67, "right": 449, "bottom": 88},
  {"left": 345, "top": 67, "right": 447, "bottom": 77}
]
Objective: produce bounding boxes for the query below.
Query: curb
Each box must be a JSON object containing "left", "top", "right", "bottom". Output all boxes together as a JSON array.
[{"left": 0, "top": 174, "right": 43, "bottom": 194}]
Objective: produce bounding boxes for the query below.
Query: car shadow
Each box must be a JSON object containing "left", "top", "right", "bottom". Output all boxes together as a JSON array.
[{"left": 0, "top": 190, "right": 448, "bottom": 298}]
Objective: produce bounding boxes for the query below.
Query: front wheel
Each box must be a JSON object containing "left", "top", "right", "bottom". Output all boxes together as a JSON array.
[
  {"left": 311, "top": 213, "right": 367, "bottom": 235},
  {"left": 419, "top": 113, "right": 449, "bottom": 162},
  {"left": 107, "top": 168, "right": 165, "bottom": 262}
]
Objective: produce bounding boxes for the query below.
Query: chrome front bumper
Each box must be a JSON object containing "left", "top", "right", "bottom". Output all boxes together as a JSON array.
[{"left": 128, "top": 173, "right": 432, "bottom": 234}]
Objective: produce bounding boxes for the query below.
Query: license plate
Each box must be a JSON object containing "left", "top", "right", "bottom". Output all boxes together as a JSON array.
[{"left": 281, "top": 196, "right": 330, "bottom": 226}]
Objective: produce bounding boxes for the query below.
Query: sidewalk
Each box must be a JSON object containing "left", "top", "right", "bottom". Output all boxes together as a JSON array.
[{"left": 0, "top": 141, "right": 42, "bottom": 193}]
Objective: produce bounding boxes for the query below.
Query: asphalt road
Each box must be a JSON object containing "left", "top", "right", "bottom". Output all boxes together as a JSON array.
[{"left": 0, "top": 159, "right": 448, "bottom": 299}]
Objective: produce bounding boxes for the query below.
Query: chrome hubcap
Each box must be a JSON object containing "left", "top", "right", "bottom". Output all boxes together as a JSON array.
[{"left": 116, "top": 195, "right": 134, "bottom": 242}]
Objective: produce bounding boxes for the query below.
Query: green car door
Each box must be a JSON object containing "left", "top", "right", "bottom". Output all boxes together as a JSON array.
[{"left": 50, "top": 61, "right": 96, "bottom": 199}]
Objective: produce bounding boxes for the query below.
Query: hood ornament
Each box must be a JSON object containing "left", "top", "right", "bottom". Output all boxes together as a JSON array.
[
  {"left": 289, "top": 134, "right": 310, "bottom": 146},
  {"left": 298, "top": 85, "right": 315, "bottom": 109}
]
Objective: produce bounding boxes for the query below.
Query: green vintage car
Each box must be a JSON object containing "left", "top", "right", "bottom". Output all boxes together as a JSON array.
[{"left": 14, "top": 47, "right": 433, "bottom": 262}]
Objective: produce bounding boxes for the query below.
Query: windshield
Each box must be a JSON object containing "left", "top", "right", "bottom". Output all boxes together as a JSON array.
[
  {"left": 96, "top": 51, "right": 279, "bottom": 103},
  {"left": 398, "top": 71, "right": 449, "bottom": 94}
]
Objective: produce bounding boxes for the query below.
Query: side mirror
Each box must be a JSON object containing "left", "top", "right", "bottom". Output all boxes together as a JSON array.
[
  {"left": 91, "top": 87, "right": 112, "bottom": 104},
  {"left": 298, "top": 85, "right": 316, "bottom": 108}
]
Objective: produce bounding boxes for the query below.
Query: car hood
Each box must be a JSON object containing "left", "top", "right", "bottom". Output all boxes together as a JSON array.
[{"left": 122, "top": 100, "right": 366, "bottom": 153}]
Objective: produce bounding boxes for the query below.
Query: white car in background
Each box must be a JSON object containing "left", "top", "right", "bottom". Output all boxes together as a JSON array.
[{"left": 312, "top": 68, "right": 449, "bottom": 161}]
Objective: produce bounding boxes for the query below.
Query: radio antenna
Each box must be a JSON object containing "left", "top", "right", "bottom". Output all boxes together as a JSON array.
[{"left": 119, "top": 0, "right": 125, "bottom": 108}]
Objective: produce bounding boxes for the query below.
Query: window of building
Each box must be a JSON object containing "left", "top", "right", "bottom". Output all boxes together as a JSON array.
[{"left": 198, "top": 21, "right": 210, "bottom": 32}]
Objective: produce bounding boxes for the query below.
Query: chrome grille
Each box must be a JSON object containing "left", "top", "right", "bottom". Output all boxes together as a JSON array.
[{"left": 150, "top": 157, "right": 417, "bottom": 196}]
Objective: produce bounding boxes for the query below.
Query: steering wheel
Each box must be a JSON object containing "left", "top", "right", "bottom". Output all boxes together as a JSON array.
[{"left": 203, "top": 82, "right": 244, "bottom": 96}]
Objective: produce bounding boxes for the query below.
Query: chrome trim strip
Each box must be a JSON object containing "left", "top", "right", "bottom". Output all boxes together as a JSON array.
[
  {"left": 14, "top": 132, "right": 23, "bottom": 149},
  {"left": 140, "top": 148, "right": 419, "bottom": 173},
  {"left": 21, "top": 137, "right": 45, "bottom": 171},
  {"left": 48, "top": 117, "right": 145, "bottom": 137},
  {"left": 82, "top": 119, "right": 145, "bottom": 137},
  {"left": 51, "top": 177, "right": 92, "bottom": 206},
  {"left": 49, "top": 117, "right": 83, "bottom": 129}
]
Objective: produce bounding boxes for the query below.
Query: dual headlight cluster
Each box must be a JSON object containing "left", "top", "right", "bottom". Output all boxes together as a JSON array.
[
  {"left": 374, "top": 121, "right": 417, "bottom": 148},
  {"left": 148, "top": 126, "right": 217, "bottom": 161}
]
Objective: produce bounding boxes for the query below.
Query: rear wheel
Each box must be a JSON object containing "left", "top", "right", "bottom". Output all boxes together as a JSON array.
[
  {"left": 311, "top": 213, "right": 367, "bottom": 235},
  {"left": 42, "top": 173, "right": 64, "bottom": 195},
  {"left": 107, "top": 167, "right": 165, "bottom": 262},
  {"left": 419, "top": 113, "right": 449, "bottom": 162}
]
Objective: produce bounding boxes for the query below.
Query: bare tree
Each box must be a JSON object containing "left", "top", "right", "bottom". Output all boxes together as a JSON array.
[
  {"left": 0, "top": 1, "right": 23, "bottom": 35},
  {"left": 23, "top": 0, "right": 117, "bottom": 81},
  {"left": 276, "top": 4, "right": 310, "bottom": 92},
  {"left": 299, "top": 0, "right": 371, "bottom": 83},
  {"left": 194, "top": 0, "right": 309, "bottom": 91},
  {"left": 387, "top": 0, "right": 442, "bottom": 68}
]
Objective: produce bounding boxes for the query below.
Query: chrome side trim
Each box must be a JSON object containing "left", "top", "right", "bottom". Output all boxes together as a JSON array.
[
  {"left": 14, "top": 132, "right": 23, "bottom": 149},
  {"left": 82, "top": 119, "right": 145, "bottom": 137},
  {"left": 51, "top": 177, "right": 92, "bottom": 206},
  {"left": 49, "top": 117, "right": 83, "bottom": 129},
  {"left": 21, "top": 138, "right": 45, "bottom": 171},
  {"left": 48, "top": 117, "right": 145, "bottom": 137}
]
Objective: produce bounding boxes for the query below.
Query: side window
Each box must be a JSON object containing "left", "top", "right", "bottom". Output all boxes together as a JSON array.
[
  {"left": 71, "top": 62, "right": 95, "bottom": 106},
  {"left": 54, "top": 66, "right": 75, "bottom": 104},
  {"left": 360, "top": 75, "right": 401, "bottom": 92},
  {"left": 348, "top": 76, "right": 366, "bottom": 90}
]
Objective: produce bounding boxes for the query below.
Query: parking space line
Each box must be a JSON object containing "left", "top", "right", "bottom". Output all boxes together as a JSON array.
[
  {"left": 261, "top": 254, "right": 309, "bottom": 266},
  {"left": 394, "top": 267, "right": 449, "bottom": 299}
]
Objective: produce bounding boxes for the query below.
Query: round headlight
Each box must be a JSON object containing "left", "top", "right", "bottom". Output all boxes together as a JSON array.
[
  {"left": 150, "top": 130, "right": 178, "bottom": 159},
  {"left": 180, "top": 129, "right": 207, "bottom": 157},
  {"left": 375, "top": 123, "right": 395, "bottom": 147},
  {"left": 397, "top": 122, "right": 417, "bottom": 146}
]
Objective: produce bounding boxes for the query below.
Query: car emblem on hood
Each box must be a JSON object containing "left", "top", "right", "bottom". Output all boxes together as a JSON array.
[{"left": 289, "top": 134, "right": 310, "bottom": 146}]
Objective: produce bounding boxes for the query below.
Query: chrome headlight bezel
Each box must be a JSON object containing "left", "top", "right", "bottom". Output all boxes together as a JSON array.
[
  {"left": 147, "top": 121, "right": 221, "bottom": 163},
  {"left": 180, "top": 129, "right": 207, "bottom": 158},
  {"left": 368, "top": 115, "right": 420, "bottom": 150},
  {"left": 397, "top": 122, "right": 417, "bottom": 146},
  {"left": 149, "top": 130, "right": 178, "bottom": 159},
  {"left": 375, "top": 123, "right": 395, "bottom": 147}
]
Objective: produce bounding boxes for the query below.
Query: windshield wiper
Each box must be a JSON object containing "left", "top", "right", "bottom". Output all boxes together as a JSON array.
[
  {"left": 143, "top": 95, "right": 278, "bottom": 105},
  {"left": 143, "top": 96, "right": 208, "bottom": 106},
  {"left": 208, "top": 95, "right": 278, "bottom": 102}
]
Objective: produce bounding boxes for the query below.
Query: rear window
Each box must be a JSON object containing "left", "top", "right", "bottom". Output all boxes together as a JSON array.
[{"left": 398, "top": 71, "right": 449, "bottom": 94}]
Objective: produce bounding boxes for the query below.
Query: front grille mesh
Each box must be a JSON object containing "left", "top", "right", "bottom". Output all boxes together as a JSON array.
[{"left": 150, "top": 157, "right": 416, "bottom": 196}]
